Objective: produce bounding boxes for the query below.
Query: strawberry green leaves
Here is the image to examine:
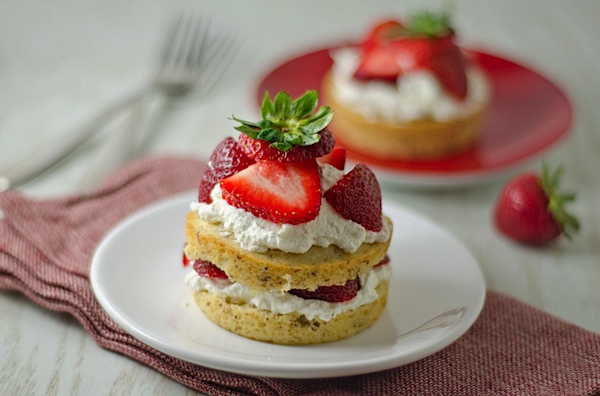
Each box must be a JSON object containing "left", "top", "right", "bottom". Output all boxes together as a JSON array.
[
  {"left": 405, "top": 10, "right": 453, "bottom": 38},
  {"left": 539, "top": 163, "right": 580, "bottom": 240},
  {"left": 232, "top": 91, "right": 334, "bottom": 152}
]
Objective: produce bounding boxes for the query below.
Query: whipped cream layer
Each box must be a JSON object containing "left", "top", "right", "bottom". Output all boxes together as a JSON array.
[
  {"left": 329, "top": 47, "right": 491, "bottom": 123},
  {"left": 191, "top": 163, "right": 391, "bottom": 254},
  {"left": 186, "top": 264, "right": 392, "bottom": 321}
]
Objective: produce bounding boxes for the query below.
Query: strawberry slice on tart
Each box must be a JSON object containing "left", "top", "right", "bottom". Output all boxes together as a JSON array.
[{"left": 353, "top": 10, "right": 468, "bottom": 100}]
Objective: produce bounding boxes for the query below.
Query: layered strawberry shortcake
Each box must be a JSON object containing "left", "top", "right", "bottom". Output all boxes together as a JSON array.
[
  {"left": 322, "top": 10, "right": 491, "bottom": 160},
  {"left": 184, "top": 90, "right": 393, "bottom": 344}
]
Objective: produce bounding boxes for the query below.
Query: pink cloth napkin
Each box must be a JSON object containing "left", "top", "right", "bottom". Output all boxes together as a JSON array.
[{"left": 1, "top": 156, "right": 600, "bottom": 396}]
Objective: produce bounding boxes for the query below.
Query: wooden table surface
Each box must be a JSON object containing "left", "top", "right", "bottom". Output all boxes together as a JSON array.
[{"left": 1, "top": 0, "right": 599, "bottom": 394}]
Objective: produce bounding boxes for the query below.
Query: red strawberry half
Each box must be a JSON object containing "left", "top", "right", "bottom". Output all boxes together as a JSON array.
[
  {"left": 193, "top": 259, "right": 229, "bottom": 279},
  {"left": 198, "top": 137, "right": 256, "bottom": 203},
  {"left": 324, "top": 164, "right": 383, "bottom": 232},
  {"left": 415, "top": 36, "right": 467, "bottom": 99},
  {"left": 493, "top": 164, "right": 579, "bottom": 245},
  {"left": 183, "top": 252, "right": 192, "bottom": 267},
  {"left": 353, "top": 45, "right": 402, "bottom": 83},
  {"left": 220, "top": 159, "right": 322, "bottom": 225},
  {"left": 239, "top": 128, "right": 336, "bottom": 163},
  {"left": 363, "top": 19, "right": 405, "bottom": 48},
  {"left": 289, "top": 278, "right": 361, "bottom": 302},
  {"left": 374, "top": 254, "right": 390, "bottom": 268},
  {"left": 317, "top": 146, "right": 346, "bottom": 170}
]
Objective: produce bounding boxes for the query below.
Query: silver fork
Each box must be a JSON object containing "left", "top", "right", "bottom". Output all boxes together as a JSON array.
[{"left": 0, "top": 15, "right": 237, "bottom": 192}]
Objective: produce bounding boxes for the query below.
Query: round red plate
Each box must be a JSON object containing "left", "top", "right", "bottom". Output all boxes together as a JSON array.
[{"left": 256, "top": 47, "right": 573, "bottom": 186}]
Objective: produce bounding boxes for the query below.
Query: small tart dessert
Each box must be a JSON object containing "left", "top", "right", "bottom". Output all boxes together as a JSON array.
[{"left": 322, "top": 10, "right": 491, "bottom": 160}]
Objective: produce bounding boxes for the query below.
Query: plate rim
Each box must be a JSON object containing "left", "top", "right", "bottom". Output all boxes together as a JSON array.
[
  {"left": 255, "top": 45, "right": 573, "bottom": 187},
  {"left": 91, "top": 192, "right": 486, "bottom": 378}
]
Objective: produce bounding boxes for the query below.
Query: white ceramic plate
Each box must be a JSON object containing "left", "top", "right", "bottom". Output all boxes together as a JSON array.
[{"left": 91, "top": 191, "right": 485, "bottom": 378}]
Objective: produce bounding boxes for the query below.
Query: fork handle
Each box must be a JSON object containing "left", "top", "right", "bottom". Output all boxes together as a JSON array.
[{"left": 0, "top": 90, "right": 148, "bottom": 192}]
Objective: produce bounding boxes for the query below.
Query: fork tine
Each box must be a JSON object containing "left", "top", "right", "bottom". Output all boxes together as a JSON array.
[
  {"left": 185, "top": 17, "right": 210, "bottom": 70},
  {"left": 159, "top": 15, "right": 186, "bottom": 69},
  {"left": 197, "top": 35, "right": 240, "bottom": 92},
  {"left": 172, "top": 15, "right": 197, "bottom": 70},
  {"left": 156, "top": 13, "right": 238, "bottom": 96},
  {"left": 160, "top": 14, "right": 200, "bottom": 73}
]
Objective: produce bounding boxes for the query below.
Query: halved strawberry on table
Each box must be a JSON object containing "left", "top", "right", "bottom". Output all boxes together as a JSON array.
[{"left": 353, "top": 10, "right": 468, "bottom": 100}]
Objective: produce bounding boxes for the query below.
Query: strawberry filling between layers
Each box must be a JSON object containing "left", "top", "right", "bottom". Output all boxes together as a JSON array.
[{"left": 184, "top": 257, "right": 392, "bottom": 322}]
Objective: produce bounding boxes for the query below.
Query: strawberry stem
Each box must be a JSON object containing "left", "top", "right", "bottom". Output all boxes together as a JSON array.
[
  {"left": 539, "top": 163, "right": 580, "bottom": 240},
  {"left": 405, "top": 9, "right": 454, "bottom": 38}
]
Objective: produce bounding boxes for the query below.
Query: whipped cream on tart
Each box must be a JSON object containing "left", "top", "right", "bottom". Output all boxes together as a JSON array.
[{"left": 323, "top": 10, "right": 491, "bottom": 160}]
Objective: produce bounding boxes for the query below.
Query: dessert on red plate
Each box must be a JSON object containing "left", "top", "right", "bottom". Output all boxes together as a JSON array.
[
  {"left": 183, "top": 90, "right": 394, "bottom": 344},
  {"left": 322, "top": 10, "right": 491, "bottom": 161}
]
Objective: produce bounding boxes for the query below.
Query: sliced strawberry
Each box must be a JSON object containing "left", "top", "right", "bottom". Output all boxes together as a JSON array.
[
  {"left": 389, "top": 35, "right": 467, "bottom": 99},
  {"left": 420, "top": 37, "right": 467, "bottom": 99},
  {"left": 354, "top": 16, "right": 468, "bottom": 99},
  {"left": 238, "top": 129, "right": 335, "bottom": 163},
  {"left": 198, "top": 137, "right": 256, "bottom": 203},
  {"left": 355, "top": 20, "right": 405, "bottom": 81},
  {"left": 374, "top": 254, "right": 390, "bottom": 268},
  {"left": 353, "top": 45, "right": 401, "bottom": 83},
  {"left": 362, "top": 19, "right": 404, "bottom": 50},
  {"left": 183, "top": 252, "right": 192, "bottom": 267},
  {"left": 289, "top": 278, "right": 361, "bottom": 302},
  {"left": 317, "top": 146, "right": 346, "bottom": 170},
  {"left": 220, "top": 159, "right": 322, "bottom": 225},
  {"left": 324, "top": 164, "right": 383, "bottom": 232},
  {"left": 193, "top": 259, "right": 229, "bottom": 279}
]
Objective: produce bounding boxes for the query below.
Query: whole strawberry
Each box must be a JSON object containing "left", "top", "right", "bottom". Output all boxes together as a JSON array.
[{"left": 493, "top": 164, "right": 579, "bottom": 245}]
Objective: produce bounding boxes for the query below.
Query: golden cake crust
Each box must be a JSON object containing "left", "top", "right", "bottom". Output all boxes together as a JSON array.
[
  {"left": 192, "top": 279, "right": 389, "bottom": 345},
  {"left": 322, "top": 71, "right": 489, "bottom": 160},
  {"left": 184, "top": 211, "right": 392, "bottom": 293}
]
